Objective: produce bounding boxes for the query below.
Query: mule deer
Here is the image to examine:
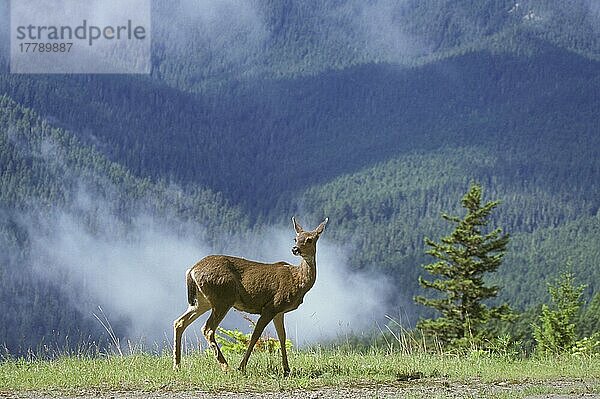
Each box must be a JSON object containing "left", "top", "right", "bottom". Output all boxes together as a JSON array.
[{"left": 173, "top": 217, "right": 328, "bottom": 375}]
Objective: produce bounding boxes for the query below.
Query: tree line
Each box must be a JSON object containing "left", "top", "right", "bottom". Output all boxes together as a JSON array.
[{"left": 414, "top": 183, "right": 600, "bottom": 354}]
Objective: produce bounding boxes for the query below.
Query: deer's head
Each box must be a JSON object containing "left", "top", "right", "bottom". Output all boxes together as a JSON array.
[{"left": 291, "top": 217, "right": 328, "bottom": 259}]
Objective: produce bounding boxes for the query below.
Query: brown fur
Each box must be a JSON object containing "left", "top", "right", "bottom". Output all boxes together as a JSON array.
[{"left": 173, "top": 217, "right": 328, "bottom": 376}]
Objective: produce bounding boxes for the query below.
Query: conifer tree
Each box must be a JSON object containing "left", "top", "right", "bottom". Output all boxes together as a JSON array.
[
  {"left": 533, "top": 271, "right": 585, "bottom": 354},
  {"left": 415, "top": 183, "right": 510, "bottom": 348}
]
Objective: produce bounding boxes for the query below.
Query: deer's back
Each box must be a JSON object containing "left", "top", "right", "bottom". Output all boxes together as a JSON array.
[{"left": 189, "top": 255, "right": 301, "bottom": 314}]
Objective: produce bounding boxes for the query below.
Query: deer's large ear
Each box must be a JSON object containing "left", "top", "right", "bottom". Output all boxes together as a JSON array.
[
  {"left": 292, "top": 216, "right": 304, "bottom": 235},
  {"left": 315, "top": 217, "right": 328, "bottom": 235}
]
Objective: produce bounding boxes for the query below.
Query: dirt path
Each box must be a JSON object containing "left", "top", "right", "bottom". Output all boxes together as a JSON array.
[{"left": 3, "top": 379, "right": 600, "bottom": 398}]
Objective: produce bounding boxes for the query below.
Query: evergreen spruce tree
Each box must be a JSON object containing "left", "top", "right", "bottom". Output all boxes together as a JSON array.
[
  {"left": 533, "top": 271, "right": 585, "bottom": 354},
  {"left": 415, "top": 183, "right": 510, "bottom": 348}
]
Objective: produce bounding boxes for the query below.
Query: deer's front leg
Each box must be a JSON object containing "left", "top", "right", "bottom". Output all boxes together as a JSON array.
[
  {"left": 273, "top": 312, "right": 290, "bottom": 376},
  {"left": 238, "top": 314, "right": 273, "bottom": 372}
]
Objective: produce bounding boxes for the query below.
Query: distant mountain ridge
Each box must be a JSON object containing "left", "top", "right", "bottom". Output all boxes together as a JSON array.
[
  {"left": 2, "top": 39, "right": 598, "bottom": 213},
  {"left": 1, "top": 0, "right": 599, "bottom": 352},
  {"left": 151, "top": 0, "right": 600, "bottom": 88}
]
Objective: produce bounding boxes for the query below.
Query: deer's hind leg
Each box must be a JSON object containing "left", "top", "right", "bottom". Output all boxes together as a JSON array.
[
  {"left": 173, "top": 297, "right": 210, "bottom": 370},
  {"left": 202, "top": 306, "right": 231, "bottom": 371}
]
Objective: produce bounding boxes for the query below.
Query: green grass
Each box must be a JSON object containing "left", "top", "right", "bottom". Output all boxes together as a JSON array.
[{"left": 1, "top": 350, "right": 600, "bottom": 396}]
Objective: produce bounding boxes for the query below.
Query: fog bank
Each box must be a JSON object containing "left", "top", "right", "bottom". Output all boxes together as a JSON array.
[{"left": 21, "top": 191, "right": 392, "bottom": 349}]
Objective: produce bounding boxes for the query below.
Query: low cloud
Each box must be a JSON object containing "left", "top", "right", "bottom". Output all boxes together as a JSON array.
[
  {"left": 25, "top": 189, "right": 209, "bottom": 343},
  {"left": 350, "top": 0, "right": 428, "bottom": 61},
  {"left": 21, "top": 190, "right": 392, "bottom": 349},
  {"left": 154, "top": 0, "right": 268, "bottom": 72},
  {"left": 286, "top": 239, "right": 394, "bottom": 345},
  {"left": 216, "top": 223, "right": 394, "bottom": 346}
]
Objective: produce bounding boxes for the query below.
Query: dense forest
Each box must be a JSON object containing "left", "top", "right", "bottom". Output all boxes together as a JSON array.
[
  {"left": 0, "top": 0, "right": 599, "bottom": 354},
  {"left": 0, "top": 95, "right": 250, "bottom": 353}
]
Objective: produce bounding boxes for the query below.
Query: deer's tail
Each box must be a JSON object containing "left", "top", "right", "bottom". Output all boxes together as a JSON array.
[{"left": 186, "top": 269, "right": 197, "bottom": 307}]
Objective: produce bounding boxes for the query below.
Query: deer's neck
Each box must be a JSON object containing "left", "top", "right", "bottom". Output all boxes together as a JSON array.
[{"left": 297, "top": 255, "right": 316, "bottom": 292}]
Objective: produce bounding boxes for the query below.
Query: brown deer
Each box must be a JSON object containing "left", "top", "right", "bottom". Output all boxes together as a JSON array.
[{"left": 173, "top": 217, "right": 328, "bottom": 375}]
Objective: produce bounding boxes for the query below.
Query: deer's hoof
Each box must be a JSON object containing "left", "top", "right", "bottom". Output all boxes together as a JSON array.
[
  {"left": 220, "top": 363, "right": 230, "bottom": 373},
  {"left": 283, "top": 368, "right": 290, "bottom": 377},
  {"left": 173, "top": 363, "right": 181, "bottom": 371}
]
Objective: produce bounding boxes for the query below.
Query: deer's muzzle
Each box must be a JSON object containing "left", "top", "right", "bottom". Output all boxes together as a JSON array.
[{"left": 292, "top": 246, "right": 301, "bottom": 256}]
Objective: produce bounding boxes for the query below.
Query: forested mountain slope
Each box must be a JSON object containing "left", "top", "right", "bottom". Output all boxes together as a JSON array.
[
  {"left": 2, "top": 40, "right": 598, "bottom": 216},
  {"left": 295, "top": 147, "right": 600, "bottom": 310},
  {"left": 0, "top": 0, "right": 599, "bottom": 352},
  {"left": 1, "top": 1, "right": 598, "bottom": 215},
  {"left": 152, "top": 0, "right": 600, "bottom": 87},
  {"left": 0, "top": 96, "right": 247, "bottom": 353}
]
